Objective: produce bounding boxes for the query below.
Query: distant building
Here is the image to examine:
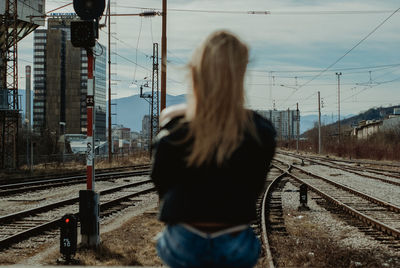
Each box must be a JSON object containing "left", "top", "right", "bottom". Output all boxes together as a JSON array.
[
  {"left": 32, "top": 16, "right": 106, "bottom": 140},
  {"left": 352, "top": 120, "right": 382, "bottom": 139},
  {"left": 352, "top": 108, "right": 400, "bottom": 139},
  {"left": 257, "top": 109, "right": 300, "bottom": 140},
  {"left": 142, "top": 115, "right": 151, "bottom": 138},
  {"left": 111, "top": 125, "right": 133, "bottom": 153}
]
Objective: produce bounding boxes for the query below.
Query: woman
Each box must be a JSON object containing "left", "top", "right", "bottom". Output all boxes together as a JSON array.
[{"left": 151, "top": 30, "right": 276, "bottom": 268}]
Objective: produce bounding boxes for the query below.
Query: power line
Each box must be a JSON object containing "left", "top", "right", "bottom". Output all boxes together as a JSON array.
[
  {"left": 113, "top": 5, "right": 395, "bottom": 16},
  {"left": 342, "top": 75, "right": 400, "bottom": 102},
  {"left": 113, "top": 51, "right": 151, "bottom": 72},
  {"left": 278, "top": 7, "right": 400, "bottom": 107},
  {"left": 99, "top": 28, "right": 151, "bottom": 58},
  {"left": 297, "top": 7, "right": 400, "bottom": 90},
  {"left": 248, "top": 63, "right": 400, "bottom": 74},
  {"left": 133, "top": 17, "right": 144, "bottom": 82}
]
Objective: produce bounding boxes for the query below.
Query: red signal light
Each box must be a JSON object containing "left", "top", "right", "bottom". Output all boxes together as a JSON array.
[{"left": 65, "top": 218, "right": 70, "bottom": 223}]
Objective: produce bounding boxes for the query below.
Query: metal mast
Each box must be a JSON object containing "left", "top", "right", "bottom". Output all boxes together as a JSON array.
[
  {"left": 0, "top": 0, "right": 19, "bottom": 169},
  {"left": 150, "top": 43, "right": 159, "bottom": 148}
]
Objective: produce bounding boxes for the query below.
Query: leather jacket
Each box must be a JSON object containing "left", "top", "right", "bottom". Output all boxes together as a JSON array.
[{"left": 151, "top": 111, "right": 276, "bottom": 224}]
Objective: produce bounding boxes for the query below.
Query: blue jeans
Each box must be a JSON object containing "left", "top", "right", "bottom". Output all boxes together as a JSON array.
[{"left": 156, "top": 224, "right": 261, "bottom": 268}]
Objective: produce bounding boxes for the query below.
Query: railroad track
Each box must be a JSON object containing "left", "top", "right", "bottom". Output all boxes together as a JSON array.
[
  {"left": 277, "top": 151, "right": 400, "bottom": 187},
  {"left": 0, "top": 163, "right": 151, "bottom": 186},
  {"left": 254, "top": 165, "right": 289, "bottom": 268},
  {"left": 273, "top": 159, "right": 400, "bottom": 247},
  {"left": 278, "top": 151, "right": 400, "bottom": 175},
  {"left": 0, "top": 178, "right": 155, "bottom": 250},
  {"left": 0, "top": 167, "right": 151, "bottom": 196}
]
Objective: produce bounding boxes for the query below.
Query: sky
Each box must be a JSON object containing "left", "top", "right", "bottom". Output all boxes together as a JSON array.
[{"left": 16, "top": 0, "right": 400, "bottom": 120}]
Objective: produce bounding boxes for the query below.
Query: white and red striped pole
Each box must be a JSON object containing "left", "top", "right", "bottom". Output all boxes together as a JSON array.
[
  {"left": 86, "top": 48, "right": 95, "bottom": 190},
  {"left": 80, "top": 47, "right": 100, "bottom": 247}
]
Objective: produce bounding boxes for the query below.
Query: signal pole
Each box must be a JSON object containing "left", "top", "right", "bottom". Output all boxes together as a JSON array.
[
  {"left": 318, "top": 91, "right": 322, "bottom": 154},
  {"left": 107, "top": 1, "right": 112, "bottom": 163},
  {"left": 296, "top": 103, "right": 299, "bottom": 153},
  {"left": 336, "top": 72, "right": 342, "bottom": 144},
  {"left": 161, "top": 0, "right": 167, "bottom": 111},
  {"left": 86, "top": 49, "right": 95, "bottom": 191}
]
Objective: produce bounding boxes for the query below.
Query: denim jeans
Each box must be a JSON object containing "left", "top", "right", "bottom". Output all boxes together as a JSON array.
[{"left": 156, "top": 224, "right": 261, "bottom": 268}]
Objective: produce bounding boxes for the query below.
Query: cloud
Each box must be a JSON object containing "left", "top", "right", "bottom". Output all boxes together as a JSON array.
[{"left": 17, "top": 0, "right": 400, "bottom": 116}]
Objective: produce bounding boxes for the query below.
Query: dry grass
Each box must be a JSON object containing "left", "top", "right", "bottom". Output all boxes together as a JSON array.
[
  {"left": 300, "top": 126, "right": 400, "bottom": 161},
  {"left": 270, "top": 210, "right": 399, "bottom": 267},
  {"left": 45, "top": 212, "right": 164, "bottom": 266}
]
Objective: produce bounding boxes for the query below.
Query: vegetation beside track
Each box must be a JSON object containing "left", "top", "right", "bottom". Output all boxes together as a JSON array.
[{"left": 279, "top": 126, "right": 400, "bottom": 162}]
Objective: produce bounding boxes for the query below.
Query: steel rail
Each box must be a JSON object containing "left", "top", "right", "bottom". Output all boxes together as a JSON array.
[
  {"left": 277, "top": 151, "right": 400, "bottom": 173},
  {"left": 0, "top": 163, "right": 151, "bottom": 186},
  {"left": 278, "top": 151, "right": 400, "bottom": 184},
  {"left": 0, "top": 169, "right": 150, "bottom": 196},
  {"left": 260, "top": 166, "right": 288, "bottom": 268},
  {"left": 274, "top": 159, "right": 400, "bottom": 213},
  {"left": 273, "top": 160, "right": 400, "bottom": 239},
  {"left": 0, "top": 179, "right": 153, "bottom": 249}
]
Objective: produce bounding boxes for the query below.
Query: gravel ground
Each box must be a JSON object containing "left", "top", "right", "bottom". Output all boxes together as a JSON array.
[
  {"left": 274, "top": 180, "right": 400, "bottom": 267},
  {"left": 1, "top": 153, "right": 400, "bottom": 266},
  {"left": 276, "top": 154, "right": 400, "bottom": 206},
  {"left": 303, "top": 164, "right": 400, "bottom": 206},
  {"left": 0, "top": 176, "right": 149, "bottom": 216},
  {"left": 0, "top": 193, "right": 161, "bottom": 266}
]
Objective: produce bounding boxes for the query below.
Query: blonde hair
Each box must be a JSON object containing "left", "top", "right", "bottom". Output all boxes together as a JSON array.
[{"left": 185, "top": 30, "right": 257, "bottom": 167}]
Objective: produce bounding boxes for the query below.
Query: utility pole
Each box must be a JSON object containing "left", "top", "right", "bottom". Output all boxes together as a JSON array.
[
  {"left": 287, "top": 108, "right": 290, "bottom": 144},
  {"left": 25, "top": 65, "right": 32, "bottom": 170},
  {"left": 161, "top": 0, "right": 167, "bottom": 111},
  {"left": 296, "top": 103, "right": 299, "bottom": 153},
  {"left": 318, "top": 91, "right": 321, "bottom": 154},
  {"left": 107, "top": 0, "right": 112, "bottom": 163},
  {"left": 336, "top": 72, "right": 342, "bottom": 144}
]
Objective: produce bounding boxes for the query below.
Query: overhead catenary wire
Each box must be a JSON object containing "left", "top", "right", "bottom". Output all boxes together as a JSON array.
[
  {"left": 133, "top": 17, "right": 143, "bottom": 83},
  {"left": 295, "top": 8, "right": 400, "bottom": 90},
  {"left": 112, "top": 5, "right": 396, "bottom": 16},
  {"left": 249, "top": 63, "right": 400, "bottom": 74},
  {"left": 276, "top": 7, "right": 400, "bottom": 108}
]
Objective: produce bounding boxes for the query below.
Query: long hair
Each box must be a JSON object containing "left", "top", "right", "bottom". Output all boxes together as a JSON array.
[{"left": 185, "top": 30, "right": 258, "bottom": 167}]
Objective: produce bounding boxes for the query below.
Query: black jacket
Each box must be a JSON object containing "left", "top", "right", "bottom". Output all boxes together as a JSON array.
[{"left": 151, "top": 111, "right": 276, "bottom": 224}]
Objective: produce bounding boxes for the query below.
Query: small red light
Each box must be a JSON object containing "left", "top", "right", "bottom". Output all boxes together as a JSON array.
[{"left": 65, "top": 218, "right": 70, "bottom": 223}]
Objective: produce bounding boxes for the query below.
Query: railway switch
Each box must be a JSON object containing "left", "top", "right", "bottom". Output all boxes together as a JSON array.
[{"left": 60, "top": 214, "right": 77, "bottom": 260}]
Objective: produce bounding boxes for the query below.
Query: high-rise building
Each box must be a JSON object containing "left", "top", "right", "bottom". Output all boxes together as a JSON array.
[
  {"left": 33, "top": 15, "right": 106, "bottom": 140},
  {"left": 257, "top": 109, "right": 300, "bottom": 140}
]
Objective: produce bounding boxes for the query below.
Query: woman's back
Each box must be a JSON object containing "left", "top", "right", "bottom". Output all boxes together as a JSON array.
[{"left": 152, "top": 110, "right": 276, "bottom": 223}]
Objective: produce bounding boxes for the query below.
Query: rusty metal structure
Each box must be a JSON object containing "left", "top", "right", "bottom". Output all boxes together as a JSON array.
[
  {"left": 0, "top": 0, "right": 44, "bottom": 169},
  {"left": 139, "top": 43, "right": 160, "bottom": 154},
  {"left": 150, "top": 43, "right": 159, "bottom": 145}
]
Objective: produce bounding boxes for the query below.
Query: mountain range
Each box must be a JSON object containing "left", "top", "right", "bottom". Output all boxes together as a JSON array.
[
  {"left": 107, "top": 94, "right": 187, "bottom": 132},
  {"left": 107, "top": 94, "right": 346, "bottom": 134},
  {"left": 18, "top": 90, "right": 395, "bottom": 134}
]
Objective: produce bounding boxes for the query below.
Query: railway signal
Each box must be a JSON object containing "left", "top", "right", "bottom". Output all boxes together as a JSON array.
[
  {"left": 298, "top": 184, "right": 310, "bottom": 211},
  {"left": 60, "top": 214, "right": 77, "bottom": 262},
  {"left": 72, "top": 0, "right": 104, "bottom": 248},
  {"left": 73, "top": 0, "right": 105, "bottom": 20},
  {"left": 71, "top": 20, "right": 97, "bottom": 48}
]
